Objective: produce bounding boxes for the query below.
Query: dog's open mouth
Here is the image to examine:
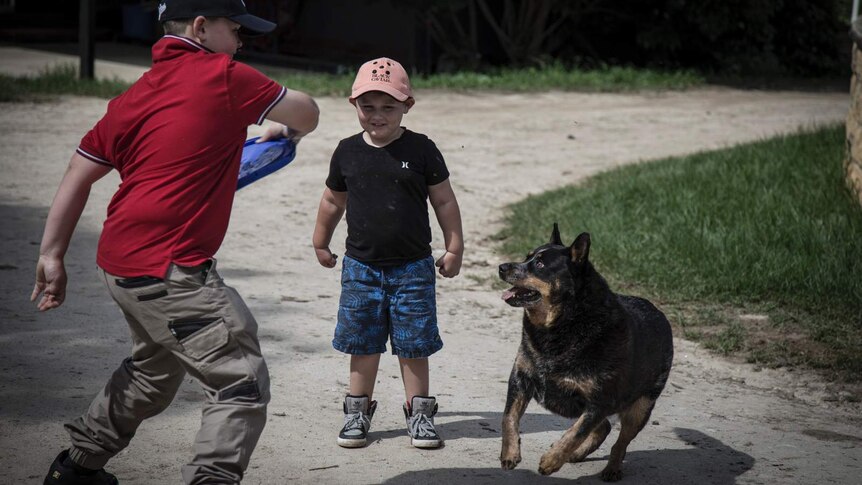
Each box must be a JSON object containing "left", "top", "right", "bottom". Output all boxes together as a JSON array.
[{"left": 502, "top": 286, "right": 541, "bottom": 307}]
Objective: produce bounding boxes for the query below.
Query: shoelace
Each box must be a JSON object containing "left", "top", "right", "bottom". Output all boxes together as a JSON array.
[
  {"left": 408, "top": 413, "right": 437, "bottom": 438},
  {"left": 343, "top": 412, "right": 369, "bottom": 433}
]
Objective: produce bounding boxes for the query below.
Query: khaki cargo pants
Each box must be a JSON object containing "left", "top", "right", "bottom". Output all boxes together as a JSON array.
[{"left": 64, "top": 260, "right": 269, "bottom": 484}]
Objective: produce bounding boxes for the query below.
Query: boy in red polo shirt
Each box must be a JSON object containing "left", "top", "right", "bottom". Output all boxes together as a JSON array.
[{"left": 31, "top": 1, "right": 319, "bottom": 483}]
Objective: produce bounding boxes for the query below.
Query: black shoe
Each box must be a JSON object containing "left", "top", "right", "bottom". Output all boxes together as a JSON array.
[{"left": 44, "top": 450, "right": 118, "bottom": 485}]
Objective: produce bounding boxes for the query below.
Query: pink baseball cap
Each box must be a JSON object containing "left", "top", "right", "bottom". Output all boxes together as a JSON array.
[{"left": 350, "top": 57, "right": 413, "bottom": 102}]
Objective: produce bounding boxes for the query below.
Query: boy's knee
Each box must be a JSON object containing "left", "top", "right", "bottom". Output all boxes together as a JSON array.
[
  {"left": 217, "top": 378, "right": 268, "bottom": 403},
  {"left": 117, "top": 357, "right": 185, "bottom": 394}
]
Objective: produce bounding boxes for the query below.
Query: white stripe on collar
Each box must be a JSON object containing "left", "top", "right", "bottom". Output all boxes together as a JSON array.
[{"left": 162, "top": 34, "right": 210, "bottom": 52}]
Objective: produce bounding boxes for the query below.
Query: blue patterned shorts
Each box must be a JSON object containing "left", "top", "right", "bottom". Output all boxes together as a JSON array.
[{"left": 333, "top": 255, "right": 443, "bottom": 358}]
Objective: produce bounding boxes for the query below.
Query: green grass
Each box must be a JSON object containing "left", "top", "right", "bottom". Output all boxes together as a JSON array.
[
  {"left": 0, "top": 65, "right": 130, "bottom": 102},
  {"left": 411, "top": 64, "right": 703, "bottom": 92},
  {"left": 266, "top": 64, "right": 704, "bottom": 95},
  {"left": 498, "top": 125, "right": 862, "bottom": 379},
  {"left": 1, "top": 63, "right": 703, "bottom": 103}
]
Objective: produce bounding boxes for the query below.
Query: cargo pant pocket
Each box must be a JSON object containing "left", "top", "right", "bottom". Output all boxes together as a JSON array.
[
  {"left": 116, "top": 276, "right": 168, "bottom": 302},
  {"left": 168, "top": 317, "right": 259, "bottom": 400}
]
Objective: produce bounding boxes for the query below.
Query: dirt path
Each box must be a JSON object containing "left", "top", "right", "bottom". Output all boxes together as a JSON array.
[{"left": 1, "top": 88, "right": 859, "bottom": 484}]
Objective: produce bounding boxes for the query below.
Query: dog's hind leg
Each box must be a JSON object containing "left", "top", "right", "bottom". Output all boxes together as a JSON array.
[
  {"left": 599, "top": 396, "right": 656, "bottom": 482},
  {"left": 569, "top": 417, "right": 611, "bottom": 463},
  {"left": 539, "top": 412, "right": 606, "bottom": 475}
]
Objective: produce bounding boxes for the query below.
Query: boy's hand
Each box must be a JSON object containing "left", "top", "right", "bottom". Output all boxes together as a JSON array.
[
  {"left": 315, "top": 247, "right": 338, "bottom": 268},
  {"left": 256, "top": 123, "right": 286, "bottom": 143},
  {"left": 435, "top": 251, "right": 462, "bottom": 278},
  {"left": 257, "top": 124, "right": 304, "bottom": 144},
  {"left": 31, "top": 255, "right": 67, "bottom": 311}
]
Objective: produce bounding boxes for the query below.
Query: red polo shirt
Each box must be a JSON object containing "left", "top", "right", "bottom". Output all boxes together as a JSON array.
[{"left": 77, "top": 35, "right": 285, "bottom": 277}]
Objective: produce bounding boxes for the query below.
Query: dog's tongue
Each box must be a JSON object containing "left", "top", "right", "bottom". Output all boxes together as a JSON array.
[{"left": 502, "top": 289, "right": 517, "bottom": 301}]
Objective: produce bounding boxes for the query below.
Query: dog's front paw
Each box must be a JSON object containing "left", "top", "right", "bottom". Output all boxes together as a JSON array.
[
  {"left": 599, "top": 465, "right": 623, "bottom": 482},
  {"left": 538, "top": 451, "right": 565, "bottom": 476},
  {"left": 500, "top": 451, "right": 521, "bottom": 470}
]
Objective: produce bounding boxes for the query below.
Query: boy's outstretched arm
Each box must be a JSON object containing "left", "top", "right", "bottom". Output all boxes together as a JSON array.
[
  {"left": 260, "top": 89, "right": 320, "bottom": 143},
  {"left": 32, "top": 153, "right": 112, "bottom": 311},
  {"left": 312, "top": 187, "right": 347, "bottom": 268},
  {"left": 429, "top": 179, "right": 463, "bottom": 278}
]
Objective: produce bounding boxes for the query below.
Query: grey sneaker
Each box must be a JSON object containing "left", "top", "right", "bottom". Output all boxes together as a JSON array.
[
  {"left": 403, "top": 396, "right": 442, "bottom": 448},
  {"left": 337, "top": 394, "right": 377, "bottom": 448}
]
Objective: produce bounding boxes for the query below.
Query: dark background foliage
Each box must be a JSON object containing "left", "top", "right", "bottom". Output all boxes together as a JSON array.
[
  {"left": 407, "top": 0, "right": 850, "bottom": 76},
  {"left": 0, "top": 0, "right": 851, "bottom": 77}
]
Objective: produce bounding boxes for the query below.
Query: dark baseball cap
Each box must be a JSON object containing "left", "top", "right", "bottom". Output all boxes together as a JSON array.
[{"left": 157, "top": 0, "right": 276, "bottom": 35}]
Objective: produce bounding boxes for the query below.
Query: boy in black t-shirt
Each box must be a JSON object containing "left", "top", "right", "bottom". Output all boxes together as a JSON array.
[{"left": 312, "top": 57, "right": 463, "bottom": 449}]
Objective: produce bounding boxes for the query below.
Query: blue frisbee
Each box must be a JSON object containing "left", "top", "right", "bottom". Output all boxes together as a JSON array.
[{"left": 237, "top": 136, "right": 297, "bottom": 190}]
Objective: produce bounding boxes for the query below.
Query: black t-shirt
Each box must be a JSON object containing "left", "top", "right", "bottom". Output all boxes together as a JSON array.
[{"left": 326, "top": 129, "right": 450, "bottom": 265}]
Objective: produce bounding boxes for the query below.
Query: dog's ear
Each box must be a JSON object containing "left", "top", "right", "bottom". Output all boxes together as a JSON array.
[
  {"left": 549, "top": 223, "right": 563, "bottom": 246},
  {"left": 570, "top": 232, "right": 591, "bottom": 264}
]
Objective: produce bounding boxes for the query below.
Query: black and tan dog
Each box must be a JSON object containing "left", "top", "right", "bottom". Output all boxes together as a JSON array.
[{"left": 498, "top": 224, "right": 673, "bottom": 481}]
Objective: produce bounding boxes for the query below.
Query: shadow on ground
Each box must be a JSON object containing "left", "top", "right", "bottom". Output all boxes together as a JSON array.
[
  {"left": 0, "top": 202, "right": 301, "bottom": 423},
  {"left": 0, "top": 203, "right": 131, "bottom": 421},
  {"left": 380, "top": 428, "right": 753, "bottom": 485},
  {"left": 372, "top": 410, "right": 570, "bottom": 442}
]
